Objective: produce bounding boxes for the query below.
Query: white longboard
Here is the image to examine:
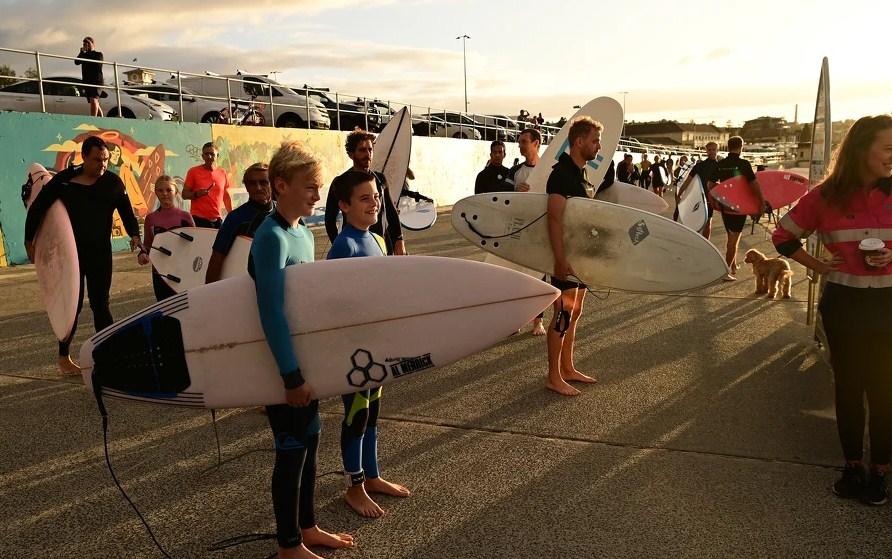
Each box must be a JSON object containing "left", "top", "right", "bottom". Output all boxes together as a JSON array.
[
  {"left": 526, "top": 97, "right": 624, "bottom": 193},
  {"left": 79, "top": 256, "right": 559, "bottom": 408},
  {"left": 372, "top": 106, "right": 412, "bottom": 205},
  {"left": 150, "top": 227, "right": 252, "bottom": 291},
  {"left": 675, "top": 174, "right": 709, "bottom": 232},
  {"left": 398, "top": 197, "right": 437, "bottom": 231},
  {"left": 452, "top": 193, "right": 728, "bottom": 293},
  {"left": 597, "top": 181, "right": 669, "bottom": 215},
  {"left": 24, "top": 163, "right": 80, "bottom": 341}
]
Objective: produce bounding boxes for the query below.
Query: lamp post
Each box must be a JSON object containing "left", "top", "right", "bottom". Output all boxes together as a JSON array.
[{"left": 456, "top": 34, "right": 470, "bottom": 112}]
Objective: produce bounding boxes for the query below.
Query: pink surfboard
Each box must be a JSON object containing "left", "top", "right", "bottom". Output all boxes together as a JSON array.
[
  {"left": 710, "top": 170, "right": 809, "bottom": 215},
  {"left": 24, "top": 163, "right": 80, "bottom": 341}
]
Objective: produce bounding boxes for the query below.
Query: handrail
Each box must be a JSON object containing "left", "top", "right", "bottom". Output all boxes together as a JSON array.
[{"left": 0, "top": 45, "right": 786, "bottom": 164}]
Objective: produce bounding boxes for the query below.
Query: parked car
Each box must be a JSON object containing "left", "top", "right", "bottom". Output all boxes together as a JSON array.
[
  {"left": 469, "top": 114, "right": 513, "bottom": 141},
  {"left": 125, "top": 83, "right": 240, "bottom": 123},
  {"left": 418, "top": 114, "right": 483, "bottom": 140},
  {"left": 437, "top": 111, "right": 504, "bottom": 141},
  {"left": 171, "top": 74, "right": 330, "bottom": 129},
  {"left": 0, "top": 76, "right": 176, "bottom": 120},
  {"left": 307, "top": 89, "right": 380, "bottom": 131}
]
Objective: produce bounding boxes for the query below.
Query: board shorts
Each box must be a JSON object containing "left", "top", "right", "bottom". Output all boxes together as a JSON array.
[
  {"left": 720, "top": 211, "right": 747, "bottom": 233},
  {"left": 550, "top": 276, "right": 587, "bottom": 291}
]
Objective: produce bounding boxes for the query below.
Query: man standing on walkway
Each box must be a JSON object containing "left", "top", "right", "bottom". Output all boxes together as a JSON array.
[
  {"left": 24, "top": 136, "right": 141, "bottom": 374},
  {"left": 706, "top": 136, "right": 766, "bottom": 280},
  {"left": 474, "top": 140, "right": 512, "bottom": 194},
  {"left": 544, "top": 117, "right": 601, "bottom": 396},
  {"left": 677, "top": 142, "right": 719, "bottom": 238},
  {"left": 75, "top": 37, "right": 104, "bottom": 117},
  {"left": 183, "top": 142, "right": 233, "bottom": 228}
]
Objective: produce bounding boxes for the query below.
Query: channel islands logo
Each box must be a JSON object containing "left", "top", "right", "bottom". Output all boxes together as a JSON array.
[
  {"left": 628, "top": 220, "right": 650, "bottom": 245},
  {"left": 347, "top": 349, "right": 387, "bottom": 388},
  {"left": 192, "top": 256, "right": 203, "bottom": 273}
]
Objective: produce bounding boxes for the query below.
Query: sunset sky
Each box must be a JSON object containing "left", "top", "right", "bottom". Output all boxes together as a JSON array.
[{"left": 0, "top": 0, "right": 886, "bottom": 125}]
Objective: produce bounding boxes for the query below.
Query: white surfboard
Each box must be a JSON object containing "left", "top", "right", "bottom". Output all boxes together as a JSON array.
[
  {"left": 372, "top": 106, "right": 412, "bottom": 205},
  {"left": 398, "top": 197, "right": 437, "bottom": 231},
  {"left": 597, "top": 181, "right": 669, "bottom": 215},
  {"left": 23, "top": 163, "right": 80, "bottom": 341},
  {"left": 452, "top": 193, "right": 728, "bottom": 293},
  {"left": 526, "top": 97, "right": 624, "bottom": 194},
  {"left": 150, "top": 227, "right": 252, "bottom": 291},
  {"left": 79, "top": 256, "right": 559, "bottom": 408},
  {"left": 675, "top": 174, "right": 709, "bottom": 232}
]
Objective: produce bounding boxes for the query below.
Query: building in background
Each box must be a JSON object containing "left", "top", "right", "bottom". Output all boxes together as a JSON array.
[{"left": 623, "top": 120, "right": 729, "bottom": 149}]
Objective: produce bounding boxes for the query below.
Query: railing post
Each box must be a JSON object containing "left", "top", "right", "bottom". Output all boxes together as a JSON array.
[
  {"left": 177, "top": 72, "right": 184, "bottom": 121},
  {"left": 35, "top": 51, "right": 46, "bottom": 113},
  {"left": 225, "top": 78, "right": 233, "bottom": 123},
  {"left": 335, "top": 92, "right": 341, "bottom": 131},
  {"left": 113, "top": 62, "right": 122, "bottom": 118},
  {"left": 268, "top": 83, "right": 275, "bottom": 127},
  {"left": 305, "top": 86, "right": 311, "bottom": 129},
  {"left": 364, "top": 98, "right": 369, "bottom": 131}
]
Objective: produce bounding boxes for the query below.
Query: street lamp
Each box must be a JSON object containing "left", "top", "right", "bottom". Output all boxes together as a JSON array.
[
  {"left": 456, "top": 34, "right": 470, "bottom": 112},
  {"left": 618, "top": 91, "right": 629, "bottom": 136}
]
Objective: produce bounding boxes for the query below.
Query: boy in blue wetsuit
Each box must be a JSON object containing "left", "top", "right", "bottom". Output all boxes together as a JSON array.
[
  {"left": 251, "top": 141, "right": 354, "bottom": 559},
  {"left": 327, "top": 170, "right": 412, "bottom": 518}
]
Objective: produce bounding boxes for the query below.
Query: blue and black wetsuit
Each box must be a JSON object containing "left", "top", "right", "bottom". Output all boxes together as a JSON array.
[
  {"left": 249, "top": 211, "right": 318, "bottom": 550},
  {"left": 327, "top": 223, "right": 386, "bottom": 486}
]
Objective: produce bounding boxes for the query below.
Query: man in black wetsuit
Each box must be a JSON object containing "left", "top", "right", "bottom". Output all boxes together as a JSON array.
[
  {"left": 677, "top": 141, "right": 719, "bottom": 238},
  {"left": 474, "top": 140, "right": 512, "bottom": 194},
  {"left": 24, "top": 136, "right": 141, "bottom": 374},
  {"left": 75, "top": 37, "right": 104, "bottom": 117},
  {"left": 324, "top": 130, "right": 405, "bottom": 255}
]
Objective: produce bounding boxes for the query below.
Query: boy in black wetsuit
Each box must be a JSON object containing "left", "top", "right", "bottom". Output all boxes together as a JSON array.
[{"left": 24, "top": 136, "right": 141, "bottom": 375}]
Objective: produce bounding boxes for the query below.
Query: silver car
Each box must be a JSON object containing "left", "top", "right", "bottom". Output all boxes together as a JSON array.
[
  {"left": 0, "top": 76, "right": 175, "bottom": 120},
  {"left": 125, "top": 83, "right": 235, "bottom": 123}
]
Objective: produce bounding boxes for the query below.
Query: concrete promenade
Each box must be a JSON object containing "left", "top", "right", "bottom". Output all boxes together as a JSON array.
[{"left": 1, "top": 212, "right": 891, "bottom": 558}]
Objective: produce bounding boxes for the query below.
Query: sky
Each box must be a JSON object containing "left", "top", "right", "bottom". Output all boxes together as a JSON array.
[{"left": 0, "top": 0, "right": 887, "bottom": 126}]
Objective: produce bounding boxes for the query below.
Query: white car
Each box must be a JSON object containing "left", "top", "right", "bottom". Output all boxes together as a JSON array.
[
  {"left": 0, "top": 76, "right": 176, "bottom": 120},
  {"left": 126, "top": 83, "right": 234, "bottom": 123},
  {"left": 414, "top": 115, "right": 482, "bottom": 140}
]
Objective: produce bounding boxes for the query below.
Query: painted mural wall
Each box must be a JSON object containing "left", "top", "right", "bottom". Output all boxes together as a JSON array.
[{"left": 0, "top": 112, "right": 510, "bottom": 265}]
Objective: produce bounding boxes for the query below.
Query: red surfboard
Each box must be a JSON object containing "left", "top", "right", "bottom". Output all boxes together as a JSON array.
[{"left": 710, "top": 170, "right": 809, "bottom": 215}]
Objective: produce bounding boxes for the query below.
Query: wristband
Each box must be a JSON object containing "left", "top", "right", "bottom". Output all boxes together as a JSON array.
[{"left": 282, "top": 368, "right": 305, "bottom": 389}]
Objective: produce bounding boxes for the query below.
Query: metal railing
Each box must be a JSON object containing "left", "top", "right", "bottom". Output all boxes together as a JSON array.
[{"left": 0, "top": 46, "right": 786, "bottom": 164}]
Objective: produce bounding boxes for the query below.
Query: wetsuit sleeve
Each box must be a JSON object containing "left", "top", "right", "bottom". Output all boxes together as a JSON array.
[
  {"left": 114, "top": 178, "right": 140, "bottom": 238},
  {"left": 252, "top": 229, "right": 302, "bottom": 383},
  {"left": 326, "top": 236, "right": 356, "bottom": 260},
  {"left": 383, "top": 189, "right": 403, "bottom": 241},
  {"left": 24, "top": 178, "right": 63, "bottom": 243},
  {"left": 474, "top": 170, "right": 486, "bottom": 194},
  {"left": 324, "top": 179, "right": 340, "bottom": 243},
  {"left": 741, "top": 160, "right": 757, "bottom": 182},
  {"left": 212, "top": 211, "right": 240, "bottom": 255}
]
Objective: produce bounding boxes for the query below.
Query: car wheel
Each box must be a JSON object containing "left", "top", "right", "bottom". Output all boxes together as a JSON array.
[
  {"left": 201, "top": 111, "right": 222, "bottom": 123},
  {"left": 452, "top": 132, "right": 468, "bottom": 139},
  {"left": 108, "top": 107, "right": 136, "bottom": 119},
  {"left": 277, "top": 114, "right": 304, "bottom": 128}
]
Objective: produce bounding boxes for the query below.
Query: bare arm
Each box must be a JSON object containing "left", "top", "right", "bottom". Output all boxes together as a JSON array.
[
  {"left": 786, "top": 247, "right": 842, "bottom": 275},
  {"left": 547, "top": 194, "right": 573, "bottom": 279},
  {"left": 205, "top": 250, "right": 225, "bottom": 283}
]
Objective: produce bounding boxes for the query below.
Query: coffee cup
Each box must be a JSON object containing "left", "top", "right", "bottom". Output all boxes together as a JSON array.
[{"left": 859, "top": 238, "right": 886, "bottom": 268}]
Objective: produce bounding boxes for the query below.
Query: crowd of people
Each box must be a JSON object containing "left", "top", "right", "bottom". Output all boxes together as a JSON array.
[{"left": 21, "top": 43, "right": 892, "bottom": 553}]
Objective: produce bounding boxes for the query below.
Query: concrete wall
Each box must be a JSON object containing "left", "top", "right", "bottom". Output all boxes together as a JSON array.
[{"left": 0, "top": 112, "right": 514, "bottom": 265}]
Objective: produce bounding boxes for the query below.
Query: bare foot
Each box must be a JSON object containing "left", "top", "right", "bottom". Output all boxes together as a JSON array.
[
  {"left": 531, "top": 319, "right": 546, "bottom": 336},
  {"left": 278, "top": 543, "right": 323, "bottom": 559},
  {"left": 344, "top": 484, "right": 385, "bottom": 518},
  {"left": 562, "top": 369, "right": 597, "bottom": 384},
  {"left": 546, "top": 378, "right": 580, "bottom": 396},
  {"left": 722, "top": 274, "right": 737, "bottom": 282},
  {"left": 301, "top": 525, "right": 354, "bottom": 549},
  {"left": 57, "top": 355, "right": 80, "bottom": 376},
  {"left": 365, "top": 476, "right": 411, "bottom": 497}
]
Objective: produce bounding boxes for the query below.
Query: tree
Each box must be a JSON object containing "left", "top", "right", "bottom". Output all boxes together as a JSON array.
[
  {"left": 24, "top": 67, "right": 39, "bottom": 79},
  {"left": 0, "top": 65, "right": 16, "bottom": 87}
]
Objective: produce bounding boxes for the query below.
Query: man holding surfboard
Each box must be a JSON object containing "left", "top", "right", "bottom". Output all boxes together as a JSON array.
[
  {"left": 544, "top": 117, "right": 602, "bottom": 396},
  {"left": 250, "top": 141, "right": 354, "bottom": 559},
  {"left": 678, "top": 142, "right": 719, "bottom": 238},
  {"left": 325, "top": 130, "right": 405, "bottom": 255},
  {"left": 705, "top": 136, "right": 766, "bottom": 280},
  {"left": 24, "top": 135, "right": 141, "bottom": 375}
]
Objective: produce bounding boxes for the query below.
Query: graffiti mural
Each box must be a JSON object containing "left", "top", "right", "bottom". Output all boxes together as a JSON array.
[{"left": 0, "top": 112, "right": 210, "bottom": 264}]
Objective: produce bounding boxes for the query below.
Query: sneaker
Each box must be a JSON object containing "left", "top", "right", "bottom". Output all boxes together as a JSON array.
[
  {"left": 832, "top": 463, "right": 866, "bottom": 499},
  {"left": 863, "top": 470, "right": 888, "bottom": 506}
]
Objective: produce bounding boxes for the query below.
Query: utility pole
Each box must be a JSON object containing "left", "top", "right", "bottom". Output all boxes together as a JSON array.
[
  {"left": 456, "top": 35, "right": 470, "bottom": 112},
  {"left": 619, "top": 91, "right": 629, "bottom": 136}
]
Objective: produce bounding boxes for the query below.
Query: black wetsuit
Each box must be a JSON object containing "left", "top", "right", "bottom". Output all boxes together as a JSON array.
[
  {"left": 474, "top": 164, "right": 512, "bottom": 194},
  {"left": 324, "top": 170, "right": 403, "bottom": 253},
  {"left": 689, "top": 157, "right": 719, "bottom": 222},
  {"left": 24, "top": 166, "right": 139, "bottom": 355},
  {"left": 706, "top": 153, "right": 757, "bottom": 233}
]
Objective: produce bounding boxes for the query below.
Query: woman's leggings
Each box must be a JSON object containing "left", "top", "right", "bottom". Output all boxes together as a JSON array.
[
  {"left": 265, "top": 400, "right": 320, "bottom": 549},
  {"left": 819, "top": 283, "right": 892, "bottom": 465}
]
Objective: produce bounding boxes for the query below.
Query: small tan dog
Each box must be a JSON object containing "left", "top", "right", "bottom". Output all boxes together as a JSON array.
[{"left": 744, "top": 249, "right": 793, "bottom": 299}]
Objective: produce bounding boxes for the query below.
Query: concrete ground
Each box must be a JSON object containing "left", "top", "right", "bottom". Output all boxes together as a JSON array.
[{"left": 2, "top": 207, "right": 890, "bottom": 558}]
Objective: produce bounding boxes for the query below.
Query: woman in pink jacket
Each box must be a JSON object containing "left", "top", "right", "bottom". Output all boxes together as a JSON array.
[{"left": 773, "top": 114, "right": 892, "bottom": 506}]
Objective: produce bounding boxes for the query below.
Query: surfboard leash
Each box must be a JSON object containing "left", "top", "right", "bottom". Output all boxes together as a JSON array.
[{"left": 459, "top": 210, "right": 548, "bottom": 240}]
